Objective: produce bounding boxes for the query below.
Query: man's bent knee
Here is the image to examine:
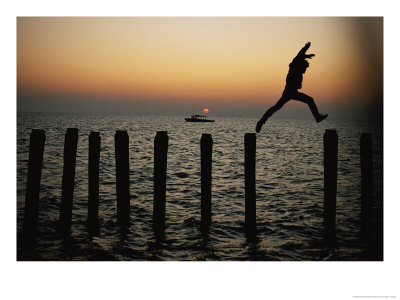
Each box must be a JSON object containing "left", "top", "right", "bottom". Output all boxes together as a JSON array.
[{"left": 303, "top": 97, "right": 314, "bottom": 105}]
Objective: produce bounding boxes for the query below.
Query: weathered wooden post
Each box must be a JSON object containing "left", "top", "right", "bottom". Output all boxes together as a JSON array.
[
  {"left": 23, "top": 129, "right": 46, "bottom": 238},
  {"left": 153, "top": 131, "right": 168, "bottom": 233},
  {"left": 201, "top": 134, "right": 213, "bottom": 230},
  {"left": 323, "top": 129, "right": 338, "bottom": 237},
  {"left": 59, "top": 128, "right": 79, "bottom": 232},
  {"left": 245, "top": 133, "right": 256, "bottom": 232},
  {"left": 88, "top": 132, "right": 101, "bottom": 232},
  {"left": 360, "top": 133, "right": 373, "bottom": 234},
  {"left": 115, "top": 130, "right": 130, "bottom": 227}
]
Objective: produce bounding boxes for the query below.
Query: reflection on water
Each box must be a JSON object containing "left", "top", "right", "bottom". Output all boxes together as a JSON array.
[{"left": 17, "top": 113, "right": 383, "bottom": 260}]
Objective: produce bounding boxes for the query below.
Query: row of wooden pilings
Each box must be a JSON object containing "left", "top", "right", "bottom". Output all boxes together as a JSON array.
[{"left": 22, "top": 128, "right": 374, "bottom": 241}]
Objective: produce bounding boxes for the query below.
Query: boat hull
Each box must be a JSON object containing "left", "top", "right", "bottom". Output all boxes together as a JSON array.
[{"left": 185, "top": 118, "right": 215, "bottom": 122}]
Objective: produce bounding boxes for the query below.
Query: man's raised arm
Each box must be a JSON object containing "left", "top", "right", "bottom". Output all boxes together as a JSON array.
[{"left": 295, "top": 42, "right": 315, "bottom": 59}]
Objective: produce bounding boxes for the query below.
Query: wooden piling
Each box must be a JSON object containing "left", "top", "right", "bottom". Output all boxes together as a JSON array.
[
  {"left": 361, "top": 133, "right": 373, "bottom": 234},
  {"left": 245, "top": 133, "right": 256, "bottom": 231},
  {"left": 23, "top": 129, "right": 46, "bottom": 237},
  {"left": 323, "top": 129, "right": 338, "bottom": 236},
  {"left": 201, "top": 134, "right": 213, "bottom": 229},
  {"left": 153, "top": 131, "right": 168, "bottom": 233},
  {"left": 115, "top": 130, "right": 130, "bottom": 227},
  {"left": 88, "top": 132, "right": 101, "bottom": 232},
  {"left": 59, "top": 128, "right": 79, "bottom": 232}
]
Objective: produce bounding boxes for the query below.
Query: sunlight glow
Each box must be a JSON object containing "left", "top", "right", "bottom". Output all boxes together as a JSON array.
[{"left": 17, "top": 17, "right": 382, "bottom": 111}]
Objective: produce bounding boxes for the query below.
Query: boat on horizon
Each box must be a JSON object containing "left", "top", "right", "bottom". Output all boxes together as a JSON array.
[{"left": 185, "top": 114, "right": 215, "bottom": 122}]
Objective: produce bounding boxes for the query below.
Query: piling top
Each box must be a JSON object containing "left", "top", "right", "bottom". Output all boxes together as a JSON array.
[
  {"left": 31, "top": 129, "right": 45, "bottom": 135},
  {"left": 115, "top": 130, "right": 128, "bottom": 136},
  {"left": 245, "top": 133, "right": 256, "bottom": 142},
  {"left": 245, "top": 133, "right": 256, "bottom": 137},
  {"left": 201, "top": 133, "right": 213, "bottom": 142},
  {"left": 324, "top": 129, "right": 337, "bottom": 135},
  {"left": 31, "top": 129, "right": 46, "bottom": 141},
  {"left": 30, "top": 129, "right": 45, "bottom": 145},
  {"left": 155, "top": 131, "right": 168, "bottom": 143},
  {"left": 361, "top": 133, "right": 372, "bottom": 147},
  {"left": 89, "top": 131, "right": 100, "bottom": 137},
  {"left": 89, "top": 132, "right": 101, "bottom": 143},
  {"left": 361, "top": 133, "right": 372, "bottom": 139},
  {"left": 66, "top": 128, "right": 79, "bottom": 134}
]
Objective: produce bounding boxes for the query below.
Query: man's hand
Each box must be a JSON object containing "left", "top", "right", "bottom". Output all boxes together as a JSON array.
[
  {"left": 296, "top": 41, "right": 313, "bottom": 59},
  {"left": 305, "top": 54, "right": 315, "bottom": 59}
]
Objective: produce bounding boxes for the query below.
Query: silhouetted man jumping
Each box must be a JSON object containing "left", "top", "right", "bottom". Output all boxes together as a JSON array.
[{"left": 256, "top": 42, "right": 327, "bottom": 133}]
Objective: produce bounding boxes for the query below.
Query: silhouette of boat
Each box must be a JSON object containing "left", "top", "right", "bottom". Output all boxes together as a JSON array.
[{"left": 185, "top": 114, "right": 215, "bottom": 122}]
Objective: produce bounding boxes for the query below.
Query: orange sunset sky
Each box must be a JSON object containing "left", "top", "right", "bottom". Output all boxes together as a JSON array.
[{"left": 17, "top": 17, "right": 383, "bottom": 118}]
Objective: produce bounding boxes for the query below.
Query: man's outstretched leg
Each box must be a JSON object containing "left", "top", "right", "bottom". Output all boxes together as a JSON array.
[
  {"left": 294, "top": 92, "right": 327, "bottom": 123},
  {"left": 256, "top": 96, "right": 289, "bottom": 133}
]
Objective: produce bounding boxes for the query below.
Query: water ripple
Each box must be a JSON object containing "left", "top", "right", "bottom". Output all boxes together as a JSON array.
[{"left": 17, "top": 113, "right": 383, "bottom": 260}]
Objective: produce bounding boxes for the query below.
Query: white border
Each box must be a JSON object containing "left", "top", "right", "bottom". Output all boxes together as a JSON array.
[{"left": 3, "top": 1, "right": 399, "bottom": 300}]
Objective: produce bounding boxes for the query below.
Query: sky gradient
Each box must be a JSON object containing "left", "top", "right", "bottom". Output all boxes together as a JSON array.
[{"left": 17, "top": 17, "right": 383, "bottom": 119}]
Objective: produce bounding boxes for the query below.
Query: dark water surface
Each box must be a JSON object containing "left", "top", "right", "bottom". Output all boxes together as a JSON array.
[{"left": 17, "top": 113, "right": 383, "bottom": 260}]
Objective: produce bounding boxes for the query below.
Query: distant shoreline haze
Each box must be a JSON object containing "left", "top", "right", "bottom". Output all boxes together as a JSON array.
[{"left": 17, "top": 101, "right": 383, "bottom": 121}]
